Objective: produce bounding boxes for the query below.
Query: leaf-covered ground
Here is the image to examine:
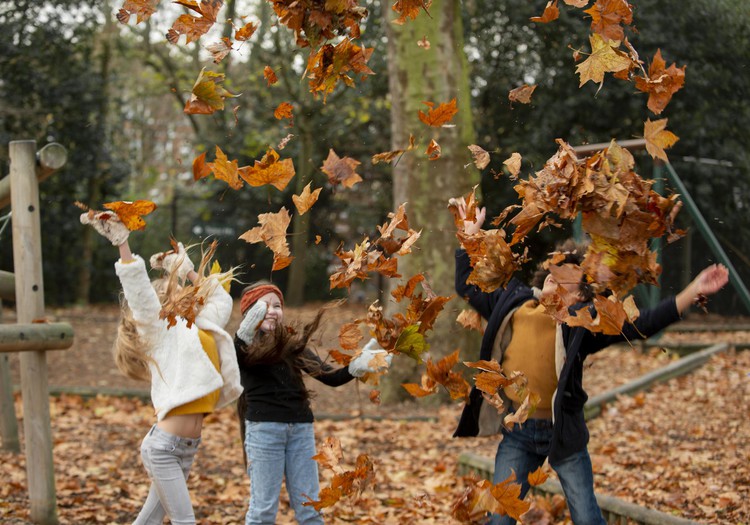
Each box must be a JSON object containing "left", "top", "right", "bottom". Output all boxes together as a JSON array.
[{"left": 2, "top": 304, "right": 749, "bottom": 523}]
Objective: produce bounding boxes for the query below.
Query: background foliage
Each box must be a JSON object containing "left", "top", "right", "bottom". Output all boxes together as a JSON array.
[{"left": 0, "top": 0, "right": 748, "bottom": 314}]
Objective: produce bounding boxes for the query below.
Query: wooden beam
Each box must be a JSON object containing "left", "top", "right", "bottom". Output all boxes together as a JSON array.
[
  {"left": 10, "top": 140, "right": 58, "bottom": 524},
  {"left": 0, "top": 270, "right": 15, "bottom": 301},
  {"left": 0, "top": 143, "right": 67, "bottom": 210},
  {"left": 0, "top": 323, "right": 74, "bottom": 353}
]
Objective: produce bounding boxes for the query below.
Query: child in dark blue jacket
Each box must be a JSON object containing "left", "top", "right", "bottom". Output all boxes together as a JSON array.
[{"left": 453, "top": 202, "right": 728, "bottom": 525}]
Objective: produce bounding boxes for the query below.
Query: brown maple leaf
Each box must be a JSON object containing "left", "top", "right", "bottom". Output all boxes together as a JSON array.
[
  {"left": 239, "top": 148, "right": 296, "bottom": 191},
  {"left": 263, "top": 65, "right": 278, "bottom": 86},
  {"left": 372, "top": 135, "right": 416, "bottom": 165},
  {"left": 274, "top": 101, "right": 294, "bottom": 124},
  {"left": 508, "top": 84, "right": 537, "bottom": 105},
  {"left": 234, "top": 21, "right": 258, "bottom": 41},
  {"left": 338, "top": 322, "right": 363, "bottom": 351},
  {"left": 306, "top": 38, "right": 374, "bottom": 102},
  {"left": 643, "top": 118, "right": 679, "bottom": 162},
  {"left": 102, "top": 200, "right": 157, "bottom": 231},
  {"left": 116, "top": 0, "right": 159, "bottom": 24},
  {"left": 207, "top": 146, "right": 244, "bottom": 189},
  {"left": 584, "top": 0, "right": 633, "bottom": 42},
  {"left": 503, "top": 152, "right": 522, "bottom": 179},
  {"left": 166, "top": 0, "right": 223, "bottom": 45},
  {"left": 456, "top": 309, "right": 484, "bottom": 334},
  {"left": 239, "top": 207, "right": 293, "bottom": 267},
  {"left": 634, "top": 49, "right": 686, "bottom": 115},
  {"left": 425, "top": 139, "right": 441, "bottom": 161},
  {"left": 184, "top": 68, "right": 238, "bottom": 115},
  {"left": 206, "top": 37, "right": 232, "bottom": 63},
  {"left": 321, "top": 149, "right": 363, "bottom": 188},
  {"left": 467, "top": 145, "right": 490, "bottom": 170},
  {"left": 418, "top": 98, "right": 458, "bottom": 127},
  {"left": 292, "top": 182, "right": 322, "bottom": 215},
  {"left": 576, "top": 33, "right": 634, "bottom": 88},
  {"left": 391, "top": 0, "right": 433, "bottom": 25},
  {"left": 530, "top": 0, "right": 559, "bottom": 23}
]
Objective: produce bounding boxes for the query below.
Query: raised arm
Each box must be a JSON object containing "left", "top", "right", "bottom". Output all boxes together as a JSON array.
[{"left": 675, "top": 264, "right": 729, "bottom": 314}]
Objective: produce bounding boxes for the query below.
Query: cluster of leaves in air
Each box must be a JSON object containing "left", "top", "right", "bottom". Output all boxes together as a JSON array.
[
  {"left": 526, "top": 0, "right": 685, "bottom": 117},
  {"left": 451, "top": 138, "right": 684, "bottom": 335}
]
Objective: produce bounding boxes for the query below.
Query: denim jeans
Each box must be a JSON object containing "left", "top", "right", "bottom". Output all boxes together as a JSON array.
[
  {"left": 244, "top": 420, "right": 323, "bottom": 525},
  {"left": 133, "top": 425, "right": 201, "bottom": 525},
  {"left": 489, "top": 418, "right": 605, "bottom": 525}
]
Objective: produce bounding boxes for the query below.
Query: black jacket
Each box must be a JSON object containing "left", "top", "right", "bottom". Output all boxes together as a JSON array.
[
  {"left": 453, "top": 249, "right": 680, "bottom": 463},
  {"left": 235, "top": 337, "right": 354, "bottom": 423}
]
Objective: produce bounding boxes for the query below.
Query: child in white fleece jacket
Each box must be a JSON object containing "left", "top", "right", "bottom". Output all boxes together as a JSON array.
[{"left": 81, "top": 210, "right": 242, "bottom": 525}]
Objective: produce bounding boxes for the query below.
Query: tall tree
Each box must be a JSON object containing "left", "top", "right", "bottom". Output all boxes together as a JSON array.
[{"left": 380, "top": 1, "right": 479, "bottom": 401}]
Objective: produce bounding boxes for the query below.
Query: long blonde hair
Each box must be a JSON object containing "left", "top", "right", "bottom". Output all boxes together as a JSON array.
[{"left": 113, "top": 240, "right": 236, "bottom": 381}]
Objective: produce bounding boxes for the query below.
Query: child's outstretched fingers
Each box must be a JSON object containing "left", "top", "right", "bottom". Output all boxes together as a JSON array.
[{"left": 698, "top": 264, "right": 729, "bottom": 296}]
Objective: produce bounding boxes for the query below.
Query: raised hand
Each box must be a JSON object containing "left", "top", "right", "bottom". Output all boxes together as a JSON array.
[
  {"left": 150, "top": 242, "right": 194, "bottom": 281},
  {"left": 348, "top": 338, "right": 392, "bottom": 378},
  {"left": 80, "top": 211, "right": 129, "bottom": 246},
  {"left": 693, "top": 264, "right": 729, "bottom": 296},
  {"left": 236, "top": 300, "right": 268, "bottom": 345}
]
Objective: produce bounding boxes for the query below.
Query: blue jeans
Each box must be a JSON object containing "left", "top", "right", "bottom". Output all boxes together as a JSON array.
[
  {"left": 133, "top": 425, "right": 201, "bottom": 525},
  {"left": 244, "top": 421, "right": 324, "bottom": 525},
  {"left": 490, "top": 419, "right": 605, "bottom": 525}
]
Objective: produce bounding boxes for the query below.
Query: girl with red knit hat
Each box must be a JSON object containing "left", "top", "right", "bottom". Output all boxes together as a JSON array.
[{"left": 234, "top": 281, "right": 388, "bottom": 525}]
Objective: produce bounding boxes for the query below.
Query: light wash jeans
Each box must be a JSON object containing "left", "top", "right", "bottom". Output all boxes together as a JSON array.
[
  {"left": 133, "top": 425, "right": 201, "bottom": 525},
  {"left": 490, "top": 418, "right": 606, "bottom": 525},
  {"left": 244, "top": 420, "right": 324, "bottom": 525}
]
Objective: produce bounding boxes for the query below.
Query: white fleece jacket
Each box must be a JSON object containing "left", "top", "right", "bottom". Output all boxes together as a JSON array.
[{"left": 115, "top": 255, "right": 243, "bottom": 421}]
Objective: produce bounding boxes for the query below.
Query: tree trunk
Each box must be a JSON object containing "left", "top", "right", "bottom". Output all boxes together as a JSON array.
[
  {"left": 380, "top": 1, "right": 480, "bottom": 403},
  {"left": 285, "top": 119, "right": 313, "bottom": 306}
]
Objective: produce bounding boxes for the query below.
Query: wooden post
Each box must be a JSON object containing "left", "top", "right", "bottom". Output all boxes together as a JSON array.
[
  {"left": 0, "top": 301, "right": 20, "bottom": 453},
  {"left": 10, "top": 140, "right": 58, "bottom": 524}
]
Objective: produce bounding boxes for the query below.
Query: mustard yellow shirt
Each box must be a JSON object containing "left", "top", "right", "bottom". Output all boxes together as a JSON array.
[
  {"left": 166, "top": 329, "right": 221, "bottom": 417},
  {"left": 501, "top": 301, "right": 557, "bottom": 410}
]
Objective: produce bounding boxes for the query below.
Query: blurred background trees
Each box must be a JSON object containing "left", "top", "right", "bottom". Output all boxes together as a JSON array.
[{"left": 0, "top": 0, "right": 748, "bottom": 331}]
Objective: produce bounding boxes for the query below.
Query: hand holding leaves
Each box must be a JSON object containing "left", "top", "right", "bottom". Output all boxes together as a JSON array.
[{"left": 80, "top": 211, "right": 130, "bottom": 246}]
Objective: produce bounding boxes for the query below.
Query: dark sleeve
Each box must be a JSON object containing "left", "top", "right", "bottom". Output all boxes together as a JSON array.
[
  {"left": 300, "top": 349, "right": 355, "bottom": 387},
  {"left": 455, "top": 249, "right": 495, "bottom": 319},
  {"left": 580, "top": 296, "right": 681, "bottom": 355}
]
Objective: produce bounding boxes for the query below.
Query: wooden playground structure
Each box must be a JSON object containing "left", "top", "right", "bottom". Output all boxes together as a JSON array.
[{"left": 0, "top": 140, "right": 74, "bottom": 525}]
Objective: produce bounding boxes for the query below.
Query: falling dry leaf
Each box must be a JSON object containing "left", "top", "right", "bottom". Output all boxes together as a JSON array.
[
  {"left": 417, "top": 36, "right": 430, "bottom": 49},
  {"left": 263, "top": 65, "right": 278, "bottom": 86},
  {"left": 274, "top": 101, "right": 294, "bottom": 123},
  {"left": 634, "top": 49, "right": 686, "bottom": 115},
  {"left": 418, "top": 98, "right": 459, "bottom": 127},
  {"left": 321, "top": 149, "right": 363, "bottom": 188},
  {"left": 508, "top": 84, "right": 537, "bottom": 105},
  {"left": 643, "top": 118, "right": 679, "bottom": 162},
  {"left": 166, "top": 0, "right": 222, "bottom": 45},
  {"left": 292, "top": 182, "right": 322, "bottom": 215},
  {"left": 392, "top": 0, "right": 433, "bottom": 25},
  {"left": 576, "top": 33, "right": 634, "bottom": 88},
  {"left": 239, "top": 148, "right": 296, "bottom": 191},
  {"left": 102, "top": 200, "right": 157, "bottom": 231},
  {"left": 530, "top": 0, "right": 559, "bottom": 23},
  {"left": 116, "top": 0, "right": 159, "bottom": 24},
  {"left": 503, "top": 152, "right": 522, "bottom": 178},
  {"left": 235, "top": 21, "right": 258, "bottom": 41},
  {"left": 426, "top": 139, "right": 441, "bottom": 161},
  {"left": 468, "top": 145, "right": 490, "bottom": 170},
  {"left": 184, "top": 68, "right": 238, "bottom": 115}
]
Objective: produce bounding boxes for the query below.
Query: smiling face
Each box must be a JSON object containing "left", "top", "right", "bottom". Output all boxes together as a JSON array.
[{"left": 258, "top": 291, "right": 284, "bottom": 332}]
